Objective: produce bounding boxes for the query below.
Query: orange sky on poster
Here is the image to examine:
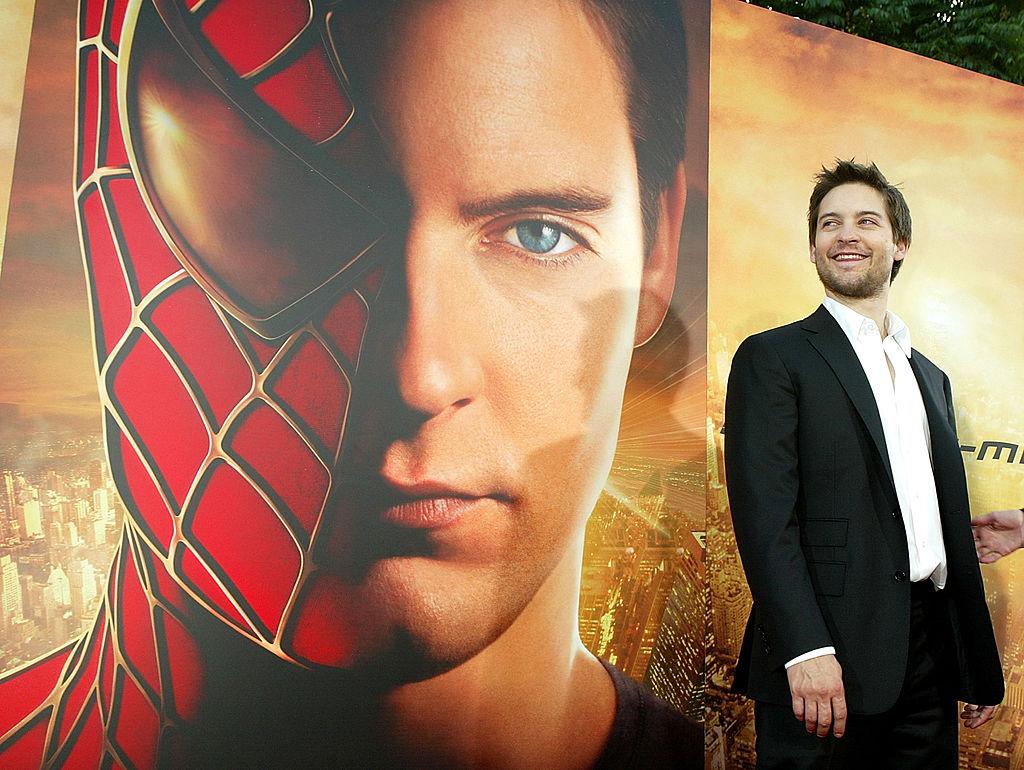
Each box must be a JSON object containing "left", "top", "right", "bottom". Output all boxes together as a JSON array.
[
  {"left": 0, "top": 0, "right": 35, "bottom": 261},
  {"left": 0, "top": 1, "right": 96, "bottom": 435}
]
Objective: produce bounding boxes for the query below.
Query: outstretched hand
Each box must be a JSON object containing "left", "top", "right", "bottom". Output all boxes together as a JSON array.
[
  {"left": 961, "top": 703, "right": 997, "bottom": 729},
  {"left": 786, "top": 654, "right": 847, "bottom": 738},
  {"left": 972, "top": 509, "right": 1024, "bottom": 564}
]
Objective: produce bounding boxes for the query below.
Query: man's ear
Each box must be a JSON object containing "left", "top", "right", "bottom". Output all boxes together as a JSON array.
[
  {"left": 894, "top": 239, "right": 908, "bottom": 262},
  {"left": 635, "top": 164, "right": 686, "bottom": 347}
]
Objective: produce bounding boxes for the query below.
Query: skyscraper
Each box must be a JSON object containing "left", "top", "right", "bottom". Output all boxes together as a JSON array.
[
  {"left": 0, "top": 554, "right": 24, "bottom": 630},
  {"left": 2, "top": 471, "right": 16, "bottom": 520},
  {"left": 19, "top": 500, "right": 43, "bottom": 539}
]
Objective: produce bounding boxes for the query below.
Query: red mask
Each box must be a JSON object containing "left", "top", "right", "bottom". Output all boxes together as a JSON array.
[{"left": 78, "top": 0, "right": 389, "bottom": 669}]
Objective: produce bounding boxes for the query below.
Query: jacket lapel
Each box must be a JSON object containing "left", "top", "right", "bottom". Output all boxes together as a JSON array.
[
  {"left": 801, "top": 305, "right": 896, "bottom": 493},
  {"left": 908, "top": 353, "right": 966, "bottom": 512},
  {"left": 906, "top": 353, "right": 954, "bottom": 439}
]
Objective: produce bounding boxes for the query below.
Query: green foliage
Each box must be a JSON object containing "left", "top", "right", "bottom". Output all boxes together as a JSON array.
[{"left": 746, "top": 0, "right": 1024, "bottom": 84}]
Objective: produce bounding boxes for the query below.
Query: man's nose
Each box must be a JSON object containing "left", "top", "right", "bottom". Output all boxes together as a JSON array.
[
  {"left": 393, "top": 225, "right": 484, "bottom": 419},
  {"left": 836, "top": 221, "right": 860, "bottom": 242}
]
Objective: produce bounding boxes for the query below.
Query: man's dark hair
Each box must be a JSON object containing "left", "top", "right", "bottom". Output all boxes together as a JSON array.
[
  {"left": 582, "top": 0, "right": 688, "bottom": 254},
  {"left": 808, "top": 159, "right": 911, "bottom": 282}
]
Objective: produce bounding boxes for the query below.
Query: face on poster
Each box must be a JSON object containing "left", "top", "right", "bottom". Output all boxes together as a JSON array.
[
  {"left": 0, "top": 0, "right": 707, "bottom": 765},
  {"left": 705, "top": 0, "right": 1024, "bottom": 767}
]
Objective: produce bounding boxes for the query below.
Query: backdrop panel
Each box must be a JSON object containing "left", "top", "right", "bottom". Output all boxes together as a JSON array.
[{"left": 705, "top": 1, "right": 1024, "bottom": 768}]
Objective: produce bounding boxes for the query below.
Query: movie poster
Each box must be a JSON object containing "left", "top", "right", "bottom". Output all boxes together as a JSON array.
[
  {"left": 705, "top": 1, "right": 1024, "bottom": 767},
  {"left": 0, "top": 1, "right": 707, "bottom": 766}
]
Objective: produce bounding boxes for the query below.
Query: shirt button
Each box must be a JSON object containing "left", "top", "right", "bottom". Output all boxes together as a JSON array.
[{"left": 894, "top": 570, "right": 908, "bottom": 582}]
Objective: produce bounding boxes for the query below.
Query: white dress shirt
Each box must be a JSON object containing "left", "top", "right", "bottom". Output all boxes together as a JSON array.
[{"left": 786, "top": 298, "right": 948, "bottom": 669}]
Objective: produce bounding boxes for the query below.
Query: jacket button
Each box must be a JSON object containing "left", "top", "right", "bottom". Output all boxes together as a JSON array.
[
  {"left": 893, "top": 570, "right": 908, "bottom": 582},
  {"left": 891, "top": 510, "right": 899, "bottom": 519}
]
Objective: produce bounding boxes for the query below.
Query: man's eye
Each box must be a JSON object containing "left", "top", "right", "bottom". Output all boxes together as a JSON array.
[{"left": 504, "top": 221, "right": 578, "bottom": 255}]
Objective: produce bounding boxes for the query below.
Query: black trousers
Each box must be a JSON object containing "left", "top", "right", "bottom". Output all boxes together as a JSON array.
[{"left": 754, "top": 583, "right": 959, "bottom": 769}]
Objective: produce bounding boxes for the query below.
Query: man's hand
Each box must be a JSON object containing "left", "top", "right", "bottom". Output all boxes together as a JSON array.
[
  {"left": 961, "top": 703, "right": 997, "bottom": 729},
  {"left": 972, "top": 509, "right": 1024, "bottom": 564},
  {"left": 786, "top": 654, "right": 847, "bottom": 738}
]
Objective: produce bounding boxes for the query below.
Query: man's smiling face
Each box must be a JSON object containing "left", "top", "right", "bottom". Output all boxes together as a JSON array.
[{"left": 810, "top": 182, "right": 907, "bottom": 300}]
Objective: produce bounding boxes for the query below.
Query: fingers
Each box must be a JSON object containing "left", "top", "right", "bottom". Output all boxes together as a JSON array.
[
  {"left": 976, "top": 536, "right": 1011, "bottom": 563},
  {"left": 832, "top": 694, "right": 848, "bottom": 738},
  {"left": 961, "top": 703, "right": 997, "bottom": 729},
  {"left": 804, "top": 699, "right": 818, "bottom": 735},
  {"left": 975, "top": 532, "right": 1013, "bottom": 563},
  {"left": 815, "top": 699, "right": 832, "bottom": 738},
  {"left": 971, "top": 512, "right": 995, "bottom": 527},
  {"left": 792, "top": 695, "right": 844, "bottom": 738},
  {"left": 791, "top": 696, "right": 823, "bottom": 736},
  {"left": 976, "top": 705, "right": 997, "bottom": 728},
  {"left": 803, "top": 696, "right": 845, "bottom": 738}
]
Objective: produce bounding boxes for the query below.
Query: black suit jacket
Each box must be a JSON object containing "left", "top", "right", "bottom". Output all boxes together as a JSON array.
[{"left": 724, "top": 305, "right": 1003, "bottom": 713}]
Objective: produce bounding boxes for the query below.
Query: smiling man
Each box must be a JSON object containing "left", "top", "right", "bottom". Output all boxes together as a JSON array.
[
  {"left": 724, "top": 160, "right": 1003, "bottom": 768},
  {"left": 0, "top": 0, "right": 700, "bottom": 767}
]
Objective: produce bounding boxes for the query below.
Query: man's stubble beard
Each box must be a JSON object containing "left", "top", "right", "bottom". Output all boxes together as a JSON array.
[{"left": 814, "top": 255, "right": 892, "bottom": 301}]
